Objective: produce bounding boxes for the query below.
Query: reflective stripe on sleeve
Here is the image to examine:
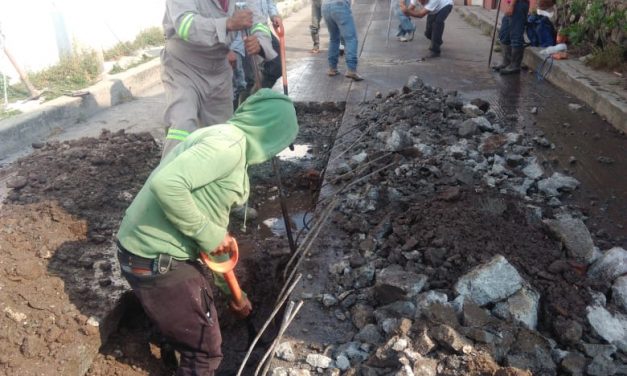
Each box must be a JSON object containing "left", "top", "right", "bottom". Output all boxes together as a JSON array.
[
  {"left": 178, "top": 13, "right": 194, "bottom": 41},
  {"left": 251, "top": 23, "right": 272, "bottom": 36},
  {"left": 166, "top": 128, "right": 191, "bottom": 141}
]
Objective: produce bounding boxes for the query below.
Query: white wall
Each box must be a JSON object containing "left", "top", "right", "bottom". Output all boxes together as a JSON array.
[{"left": 0, "top": 0, "right": 164, "bottom": 81}]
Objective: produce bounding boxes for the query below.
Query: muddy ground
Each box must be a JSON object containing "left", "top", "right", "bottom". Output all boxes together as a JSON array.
[
  {"left": 1, "top": 81, "right": 625, "bottom": 376},
  {"left": 0, "top": 105, "right": 344, "bottom": 376}
]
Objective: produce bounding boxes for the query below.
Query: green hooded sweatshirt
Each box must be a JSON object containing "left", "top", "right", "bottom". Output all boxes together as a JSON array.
[{"left": 117, "top": 89, "right": 299, "bottom": 263}]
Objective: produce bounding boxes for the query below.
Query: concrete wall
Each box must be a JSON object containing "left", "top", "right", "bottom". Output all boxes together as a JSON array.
[{"left": 0, "top": 0, "right": 164, "bottom": 82}]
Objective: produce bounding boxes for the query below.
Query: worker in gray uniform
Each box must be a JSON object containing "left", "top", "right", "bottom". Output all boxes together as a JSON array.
[
  {"left": 160, "top": 0, "right": 275, "bottom": 158},
  {"left": 239, "top": 0, "right": 282, "bottom": 99}
]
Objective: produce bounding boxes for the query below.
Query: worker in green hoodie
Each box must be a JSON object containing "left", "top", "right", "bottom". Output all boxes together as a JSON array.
[{"left": 116, "top": 89, "right": 298, "bottom": 376}]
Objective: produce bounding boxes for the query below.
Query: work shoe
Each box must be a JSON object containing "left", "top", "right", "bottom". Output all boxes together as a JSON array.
[
  {"left": 327, "top": 68, "right": 339, "bottom": 76},
  {"left": 345, "top": 71, "right": 364, "bottom": 81},
  {"left": 500, "top": 47, "right": 523, "bottom": 75},
  {"left": 492, "top": 44, "right": 511, "bottom": 72},
  {"left": 424, "top": 50, "right": 441, "bottom": 59}
]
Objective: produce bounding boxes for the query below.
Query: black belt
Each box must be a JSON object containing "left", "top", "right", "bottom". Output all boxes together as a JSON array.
[{"left": 117, "top": 241, "right": 177, "bottom": 275}]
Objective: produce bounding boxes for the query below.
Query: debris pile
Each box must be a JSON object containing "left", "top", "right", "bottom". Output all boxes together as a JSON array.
[{"left": 272, "top": 78, "right": 627, "bottom": 375}]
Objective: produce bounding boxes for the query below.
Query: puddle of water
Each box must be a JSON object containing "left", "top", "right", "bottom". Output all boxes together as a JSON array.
[
  {"left": 262, "top": 211, "right": 310, "bottom": 238},
  {"left": 276, "top": 144, "right": 313, "bottom": 161}
]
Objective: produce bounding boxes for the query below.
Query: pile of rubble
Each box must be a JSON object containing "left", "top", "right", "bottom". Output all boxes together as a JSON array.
[{"left": 270, "top": 78, "right": 627, "bottom": 375}]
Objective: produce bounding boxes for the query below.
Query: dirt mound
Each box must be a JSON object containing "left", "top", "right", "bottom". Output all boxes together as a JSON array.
[{"left": 0, "top": 130, "right": 159, "bottom": 375}]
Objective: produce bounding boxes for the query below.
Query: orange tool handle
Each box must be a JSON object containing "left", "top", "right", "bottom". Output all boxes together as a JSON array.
[
  {"left": 273, "top": 23, "right": 288, "bottom": 95},
  {"left": 200, "top": 239, "right": 244, "bottom": 305}
]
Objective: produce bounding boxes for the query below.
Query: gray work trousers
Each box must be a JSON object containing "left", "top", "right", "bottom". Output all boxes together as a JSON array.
[{"left": 160, "top": 45, "right": 234, "bottom": 158}]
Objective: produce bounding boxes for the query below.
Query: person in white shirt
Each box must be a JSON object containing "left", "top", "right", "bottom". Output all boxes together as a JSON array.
[{"left": 400, "top": 0, "right": 453, "bottom": 58}]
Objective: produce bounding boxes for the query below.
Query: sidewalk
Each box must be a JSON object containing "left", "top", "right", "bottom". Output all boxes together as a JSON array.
[{"left": 456, "top": 5, "right": 627, "bottom": 133}]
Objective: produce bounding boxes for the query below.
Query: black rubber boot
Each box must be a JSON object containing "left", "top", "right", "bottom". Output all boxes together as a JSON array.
[
  {"left": 500, "top": 47, "right": 523, "bottom": 75},
  {"left": 492, "top": 44, "right": 511, "bottom": 72}
]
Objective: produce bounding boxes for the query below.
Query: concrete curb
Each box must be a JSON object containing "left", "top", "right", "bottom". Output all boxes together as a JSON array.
[
  {"left": 0, "top": 58, "right": 162, "bottom": 161},
  {"left": 456, "top": 6, "right": 627, "bottom": 133}
]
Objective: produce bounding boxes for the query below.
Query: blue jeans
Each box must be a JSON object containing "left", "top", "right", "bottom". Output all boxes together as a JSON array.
[
  {"left": 424, "top": 4, "right": 452, "bottom": 53},
  {"left": 395, "top": 0, "right": 415, "bottom": 36},
  {"left": 322, "top": 0, "right": 359, "bottom": 71},
  {"left": 499, "top": 0, "right": 529, "bottom": 49}
]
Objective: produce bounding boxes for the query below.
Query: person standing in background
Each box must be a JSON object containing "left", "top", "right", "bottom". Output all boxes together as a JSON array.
[
  {"left": 400, "top": 0, "right": 453, "bottom": 58},
  {"left": 396, "top": 0, "right": 416, "bottom": 42},
  {"left": 322, "top": 0, "right": 363, "bottom": 81},
  {"left": 493, "top": 0, "right": 529, "bottom": 74}
]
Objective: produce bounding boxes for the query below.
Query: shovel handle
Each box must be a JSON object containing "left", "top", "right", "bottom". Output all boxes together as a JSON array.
[{"left": 200, "top": 240, "right": 244, "bottom": 304}]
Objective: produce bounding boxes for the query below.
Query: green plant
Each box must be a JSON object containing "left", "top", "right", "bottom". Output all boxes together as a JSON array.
[
  {"left": 564, "top": 24, "right": 585, "bottom": 45},
  {"left": 0, "top": 108, "right": 21, "bottom": 120},
  {"left": 29, "top": 49, "right": 101, "bottom": 94},
  {"left": 0, "top": 74, "right": 29, "bottom": 102},
  {"left": 135, "top": 27, "right": 164, "bottom": 47},
  {"left": 586, "top": 45, "right": 626, "bottom": 71},
  {"left": 103, "top": 27, "right": 164, "bottom": 61}
]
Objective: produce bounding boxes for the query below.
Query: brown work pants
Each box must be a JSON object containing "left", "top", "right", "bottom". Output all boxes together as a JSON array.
[{"left": 120, "top": 259, "right": 223, "bottom": 376}]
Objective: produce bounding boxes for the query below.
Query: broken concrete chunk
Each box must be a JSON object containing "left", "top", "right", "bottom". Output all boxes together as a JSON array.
[
  {"left": 414, "top": 291, "right": 448, "bottom": 317},
  {"left": 582, "top": 343, "right": 617, "bottom": 358},
  {"left": 412, "top": 357, "right": 437, "bottom": 376},
  {"left": 6, "top": 176, "right": 28, "bottom": 190},
  {"left": 474, "top": 116, "right": 495, "bottom": 132},
  {"left": 322, "top": 294, "right": 338, "bottom": 307},
  {"left": 354, "top": 264, "right": 375, "bottom": 289},
  {"left": 543, "top": 215, "right": 595, "bottom": 264},
  {"left": 588, "top": 247, "right": 627, "bottom": 283},
  {"left": 385, "top": 130, "right": 413, "bottom": 152},
  {"left": 406, "top": 75, "right": 423, "bottom": 90},
  {"left": 374, "top": 301, "right": 417, "bottom": 321},
  {"left": 586, "top": 305, "right": 627, "bottom": 352},
  {"left": 428, "top": 324, "right": 473, "bottom": 354},
  {"left": 335, "top": 355, "right": 350, "bottom": 371},
  {"left": 454, "top": 255, "right": 524, "bottom": 306},
  {"left": 568, "top": 103, "right": 582, "bottom": 111},
  {"left": 413, "top": 326, "right": 437, "bottom": 355},
  {"left": 462, "top": 104, "right": 483, "bottom": 116},
  {"left": 422, "top": 303, "right": 460, "bottom": 328},
  {"left": 375, "top": 265, "right": 428, "bottom": 304},
  {"left": 351, "top": 304, "right": 374, "bottom": 329},
  {"left": 611, "top": 275, "right": 627, "bottom": 312},
  {"left": 506, "top": 329, "right": 556, "bottom": 375},
  {"left": 354, "top": 324, "right": 383, "bottom": 344},
  {"left": 351, "top": 151, "right": 368, "bottom": 165},
  {"left": 554, "top": 317, "right": 583, "bottom": 346},
  {"left": 470, "top": 98, "right": 490, "bottom": 112},
  {"left": 276, "top": 342, "right": 296, "bottom": 362},
  {"left": 537, "top": 173, "right": 580, "bottom": 197},
  {"left": 586, "top": 355, "right": 616, "bottom": 376},
  {"left": 306, "top": 353, "right": 333, "bottom": 369},
  {"left": 522, "top": 159, "right": 544, "bottom": 180},
  {"left": 458, "top": 119, "right": 480, "bottom": 138},
  {"left": 560, "top": 352, "right": 587, "bottom": 376},
  {"left": 462, "top": 300, "right": 492, "bottom": 327},
  {"left": 492, "top": 287, "right": 540, "bottom": 330}
]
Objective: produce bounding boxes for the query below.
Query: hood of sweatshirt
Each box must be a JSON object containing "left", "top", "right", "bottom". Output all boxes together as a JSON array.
[{"left": 228, "top": 89, "right": 299, "bottom": 165}]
